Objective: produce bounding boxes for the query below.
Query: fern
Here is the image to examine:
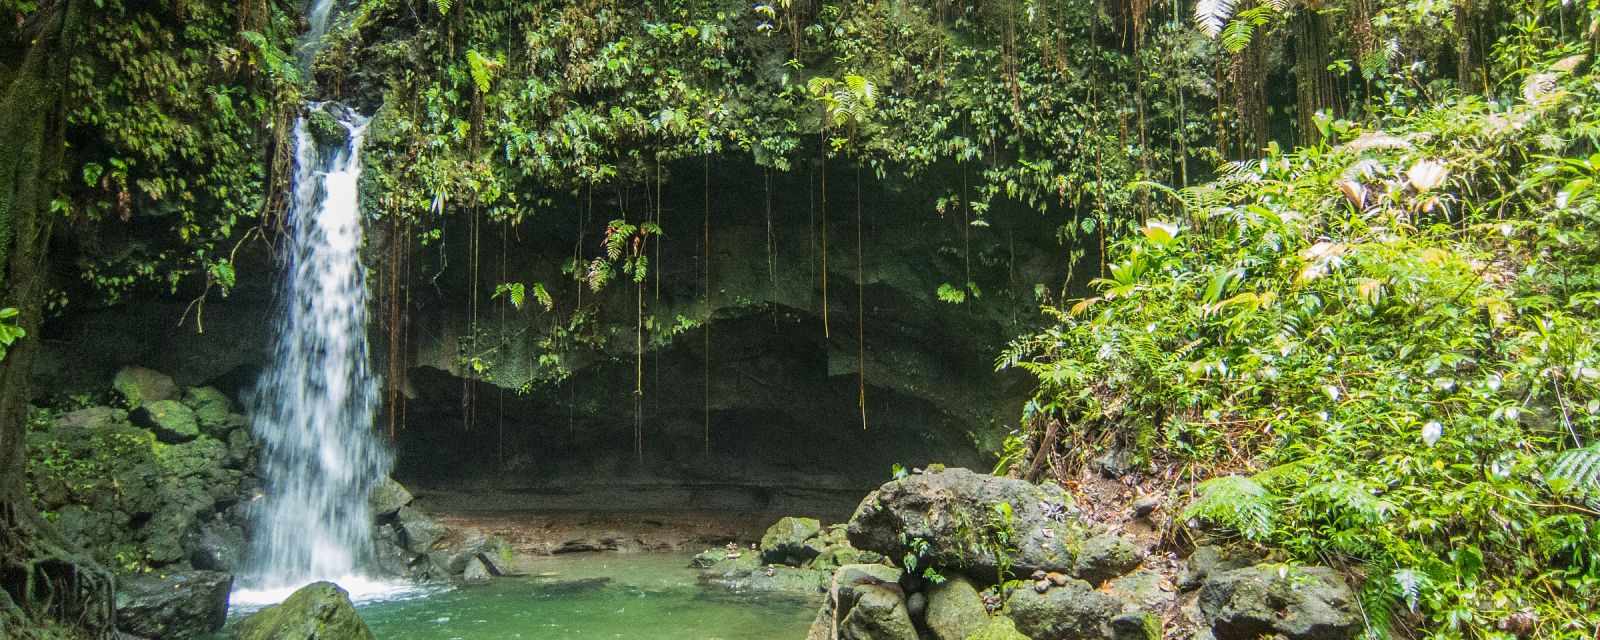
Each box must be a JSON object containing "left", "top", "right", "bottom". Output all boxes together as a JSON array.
[
  {"left": 1192, "top": 0, "right": 1237, "bottom": 38},
  {"left": 1183, "top": 475, "right": 1276, "bottom": 541},
  {"left": 1547, "top": 444, "right": 1600, "bottom": 493},
  {"left": 434, "top": 0, "right": 452, "bottom": 15}
]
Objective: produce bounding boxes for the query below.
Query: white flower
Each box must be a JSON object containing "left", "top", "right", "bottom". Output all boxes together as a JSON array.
[{"left": 1422, "top": 421, "right": 1443, "bottom": 447}]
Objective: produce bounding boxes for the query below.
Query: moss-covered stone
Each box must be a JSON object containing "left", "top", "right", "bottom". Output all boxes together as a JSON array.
[
  {"left": 133, "top": 399, "right": 200, "bottom": 443},
  {"left": 926, "top": 576, "right": 988, "bottom": 640},
  {"left": 235, "top": 581, "right": 376, "bottom": 640},
  {"left": 113, "top": 366, "right": 179, "bottom": 408},
  {"left": 967, "top": 617, "right": 1030, "bottom": 640},
  {"left": 180, "top": 386, "right": 232, "bottom": 434},
  {"left": 760, "top": 516, "right": 823, "bottom": 565}
]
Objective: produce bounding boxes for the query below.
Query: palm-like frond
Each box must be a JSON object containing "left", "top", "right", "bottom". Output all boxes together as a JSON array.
[{"left": 1193, "top": 0, "right": 1237, "bottom": 38}]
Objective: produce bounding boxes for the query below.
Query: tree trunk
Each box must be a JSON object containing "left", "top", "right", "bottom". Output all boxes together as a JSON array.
[
  {"left": 1293, "top": 9, "right": 1338, "bottom": 145},
  {"left": 0, "top": 2, "right": 116, "bottom": 636}
]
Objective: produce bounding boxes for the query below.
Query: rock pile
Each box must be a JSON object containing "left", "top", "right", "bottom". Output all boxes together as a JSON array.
[{"left": 790, "top": 467, "right": 1360, "bottom": 640}]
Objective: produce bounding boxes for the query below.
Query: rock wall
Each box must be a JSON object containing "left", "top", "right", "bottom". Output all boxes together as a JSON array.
[{"left": 33, "top": 156, "right": 1081, "bottom": 506}]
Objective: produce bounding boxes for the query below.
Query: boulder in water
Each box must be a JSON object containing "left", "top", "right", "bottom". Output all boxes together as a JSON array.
[
  {"left": 132, "top": 399, "right": 200, "bottom": 443},
  {"left": 235, "top": 581, "right": 376, "bottom": 640},
  {"left": 114, "top": 570, "right": 232, "bottom": 639},
  {"left": 1198, "top": 564, "right": 1359, "bottom": 640},
  {"left": 462, "top": 556, "right": 492, "bottom": 584},
  {"left": 846, "top": 467, "right": 1082, "bottom": 578},
  {"left": 113, "top": 366, "right": 179, "bottom": 408}
]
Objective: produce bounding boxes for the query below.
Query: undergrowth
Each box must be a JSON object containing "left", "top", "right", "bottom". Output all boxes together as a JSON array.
[{"left": 1002, "top": 52, "right": 1600, "bottom": 638}]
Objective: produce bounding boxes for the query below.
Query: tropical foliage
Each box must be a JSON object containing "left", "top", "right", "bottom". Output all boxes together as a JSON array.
[{"left": 1003, "top": 18, "right": 1600, "bottom": 636}]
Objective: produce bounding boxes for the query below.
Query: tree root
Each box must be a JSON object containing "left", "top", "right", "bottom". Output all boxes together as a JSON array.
[{"left": 0, "top": 501, "right": 115, "bottom": 639}]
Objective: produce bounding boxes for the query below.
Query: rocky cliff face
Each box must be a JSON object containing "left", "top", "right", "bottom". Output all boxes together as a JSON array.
[{"left": 33, "top": 157, "right": 1079, "bottom": 503}]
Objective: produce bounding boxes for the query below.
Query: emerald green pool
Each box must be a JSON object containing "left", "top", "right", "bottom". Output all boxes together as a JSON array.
[{"left": 231, "top": 553, "right": 819, "bottom": 639}]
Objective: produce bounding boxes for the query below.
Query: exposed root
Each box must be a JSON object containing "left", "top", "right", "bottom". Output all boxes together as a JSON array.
[{"left": 0, "top": 501, "right": 115, "bottom": 639}]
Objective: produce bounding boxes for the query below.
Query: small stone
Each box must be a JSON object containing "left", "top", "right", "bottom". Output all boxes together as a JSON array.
[
  {"left": 1047, "top": 572, "right": 1069, "bottom": 587},
  {"left": 905, "top": 591, "right": 927, "bottom": 620},
  {"left": 1132, "top": 496, "right": 1161, "bottom": 518},
  {"left": 1030, "top": 569, "right": 1047, "bottom": 580},
  {"left": 1033, "top": 580, "right": 1051, "bottom": 593}
]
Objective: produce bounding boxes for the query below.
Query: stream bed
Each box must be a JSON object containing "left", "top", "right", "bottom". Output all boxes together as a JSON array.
[{"left": 227, "top": 552, "right": 818, "bottom": 639}]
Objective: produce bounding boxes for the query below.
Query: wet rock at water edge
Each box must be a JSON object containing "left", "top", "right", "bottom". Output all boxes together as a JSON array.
[
  {"left": 185, "top": 517, "right": 246, "bottom": 572},
  {"left": 395, "top": 505, "right": 447, "bottom": 553},
  {"left": 462, "top": 556, "right": 492, "bottom": 584},
  {"left": 1198, "top": 564, "right": 1359, "bottom": 640},
  {"left": 925, "top": 576, "right": 988, "bottom": 640},
  {"left": 368, "top": 477, "right": 414, "bottom": 520},
  {"left": 113, "top": 366, "right": 180, "bottom": 408},
  {"left": 235, "top": 581, "right": 376, "bottom": 640},
  {"left": 114, "top": 570, "right": 233, "bottom": 639},
  {"left": 132, "top": 399, "right": 200, "bottom": 443},
  {"left": 846, "top": 467, "right": 1083, "bottom": 578},
  {"left": 760, "top": 516, "right": 823, "bottom": 565}
]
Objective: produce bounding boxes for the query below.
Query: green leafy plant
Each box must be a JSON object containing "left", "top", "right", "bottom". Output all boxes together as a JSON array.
[{"left": 0, "top": 308, "right": 24, "bottom": 362}]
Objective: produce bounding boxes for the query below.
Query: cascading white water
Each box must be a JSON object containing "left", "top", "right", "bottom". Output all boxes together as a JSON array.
[{"left": 235, "top": 108, "right": 397, "bottom": 604}]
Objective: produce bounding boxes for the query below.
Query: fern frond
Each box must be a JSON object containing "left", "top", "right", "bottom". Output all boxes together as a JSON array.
[
  {"left": 1193, "top": 0, "right": 1237, "bottom": 38},
  {"left": 1183, "top": 475, "right": 1276, "bottom": 541},
  {"left": 434, "top": 0, "right": 452, "bottom": 15},
  {"left": 1547, "top": 444, "right": 1600, "bottom": 492}
]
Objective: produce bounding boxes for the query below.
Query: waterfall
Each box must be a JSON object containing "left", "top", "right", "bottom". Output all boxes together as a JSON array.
[
  {"left": 232, "top": 0, "right": 399, "bottom": 604},
  {"left": 236, "top": 107, "right": 394, "bottom": 602}
]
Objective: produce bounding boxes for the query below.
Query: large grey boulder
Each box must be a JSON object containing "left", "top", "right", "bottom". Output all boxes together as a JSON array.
[
  {"left": 113, "top": 366, "right": 179, "bottom": 408},
  {"left": 114, "top": 570, "right": 232, "bottom": 639},
  {"left": 925, "top": 576, "right": 989, "bottom": 640},
  {"left": 235, "top": 581, "right": 376, "bottom": 640},
  {"left": 760, "top": 516, "right": 823, "bottom": 565},
  {"left": 1004, "top": 577, "right": 1125, "bottom": 640},
  {"left": 847, "top": 467, "right": 1082, "bottom": 579},
  {"left": 1199, "top": 564, "right": 1360, "bottom": 640}
]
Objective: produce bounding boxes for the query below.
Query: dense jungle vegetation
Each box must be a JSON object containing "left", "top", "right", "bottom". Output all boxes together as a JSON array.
[{"left": 3, "top": 0, "right": 1600, "bottom": 637}]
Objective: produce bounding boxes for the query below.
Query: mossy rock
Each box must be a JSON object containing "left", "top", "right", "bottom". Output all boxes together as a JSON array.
[
  {"left": 760, "top": 516, "right": 822, "bottom": 565},
  {"left": 306, "top": 108, "right": 347, "bottom": 148},
  {"left": 132, "top": 399, "right": 200, "bottom": 443},
  {"left": 235, "top": 581, "right": 375, "bottom": 640},
  {"left": 180, "top": 386, "right": 233, "bottom": 434},
  {"left": 925, "top": 576, "right": 988, "bottom": 640},
  {"left": 113, "top": 366, "right": 178, "bottom": 408},
  {"left": 968, "top": 617, "right": 1030, "bottom": 640}
]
